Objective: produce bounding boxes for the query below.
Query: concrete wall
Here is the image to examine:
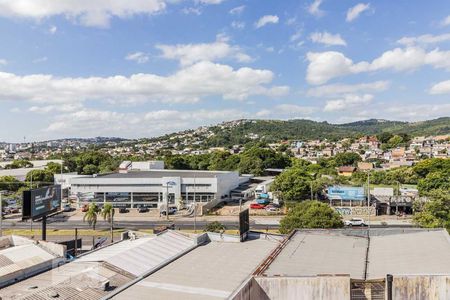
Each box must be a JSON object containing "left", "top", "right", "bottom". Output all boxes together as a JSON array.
[
  {"left": 231, "top": 276, "right": 351, "bottom": 300},
  {"left": 392, "top": 275, "right": 450, "bottom": 300}
]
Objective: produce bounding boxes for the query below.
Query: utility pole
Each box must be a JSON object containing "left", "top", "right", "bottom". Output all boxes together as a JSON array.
[
  {"left": 193, "top": 175, "right": 197, "bottom": 234},
  {"left": 367, "top": 170, "right": 371, "bottom": 229}
]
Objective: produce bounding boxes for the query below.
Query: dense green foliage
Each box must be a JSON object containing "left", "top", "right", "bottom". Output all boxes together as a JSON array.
[
  {"left": 25, "top": 169, "right": 54, "bottom": 184},
  {"left": 164, "top": 145, "right": 291, "bottom": 175},
  {"left": 198, "top": 118, "right": 450, "bottom": 148},
  {"left": 4, "top": 159, "right": 33, "bottom": 169},
  {"left": 279, "top": 201, "right": 344, "bottom": 234},
  {"left": 413, "top": 190, "right": 450, "bottom": 232},
  {"left": 0, "top": 176, "right": 23, "bottom": 191}
]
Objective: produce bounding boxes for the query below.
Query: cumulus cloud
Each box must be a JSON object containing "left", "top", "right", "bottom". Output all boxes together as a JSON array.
[
  {"left": 346, "top": 3, "right": 370, "bottom": 22},
  {"left": 229, "top": 5, "right": 245, "bottom": 15},
  {"left": 324, "top": 94, "right": 373, "bottom": 112},
  {"left": 429, "top": 79, "right": 450, "bottom": 94},
  {"left": 29, "top": 104, "right": 83, "bottom": 113},
  {"left": 307, "top": 81, "right": 389, "bottom": 97},
  {"left": 306, "top": 47, "right": 450, "bottom": 84},
  {"left": 181, "top": 7, "right": 202, "bottom": 15},
  {"left": 125, "top": 52, "right": 150, "bottom": 64},
  {"left": 308, "top": 0, "right": 324, "bottom": 17},
  {"left": 310, "top": 31, "right": 346, "bottom": 46},
  {"left": 255, "top": 15, "right": 279, "bottom": 29},
  {"left": 0, "top": 0, "right": 167, "bottom": 28},
  {"left": 156, "top": 36, "right": 252, "bottom": 66},
  {"left": 397, "top": 33, "right": 450, "bottom": 46},
  {"left": 49, "top": 25, "right": 57, "bottom": 34},
  {"left": 0, "top": 61, "right": 288, "bottom": 105}
]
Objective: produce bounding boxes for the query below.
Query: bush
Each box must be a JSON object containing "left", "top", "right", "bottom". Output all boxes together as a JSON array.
[{"left": 204, "top": 221, "right": 226, "bottom": 233}]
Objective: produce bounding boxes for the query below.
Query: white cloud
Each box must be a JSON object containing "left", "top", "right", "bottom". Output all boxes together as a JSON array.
[
  {"left": 255, "top": 15, "right": 279, "bottom": 29},
  {"left": 308, "top": 0, "right": 324, "bottom": 17},
  {"left": 310, "top": 31, "right": 346, "bottom": 46},
  {"left": 0, "top": 0, "right": 167, "bottom": 28},
  {"left": 397, "top": 33, "right": 450, "bottom": 46},
  {"left": 346, "top": 3, "right": 370, "bottom": 22},
  {"left": 181, "top": 7, "right": 202, "bottom": 15},
  {"left": 275, "top": 104, "right": 316, "bottom": 115},
  {"left": 231, "top": 21, "right": 245, "bottom": 29},
  {"left": 324, "top": 94, "right": 373, "bottom": 112},
  {"left": 441, "top": 15, "right": 450, "bottom": 26},
  {"left": 0, "top": 59, "right": 7, "bottom": 65},
  {"left": 429, "top": 79, "right": 450, "bottom": 94},
  {"left": 384, "top": 103, "right": 450, "bottom": 120},
  {"left": 0, "top": 61, "right": 288, "bottom": 105},
  {"left": 49, "top": 25, "right": 57, "bottom": 34},
  {"left": 29, "top": 104, "right": 82, "bottom": 113},
  {"left": 229, "top": 5, "right": 245, "bottom": 15},
  {"left": 306, "top": 47, "right": 450, "bottom": 84},
  {"left": 156, "top": 36, "right": 252, "bottom": 66},
  {"left": 33, "top": 57, "right": 48, "bottom": 63},
  {"left": 125, "top": 52, "right": 150, "bottom": 64},
  {"left": 307, "top": 81, "right": 389, "bottom": 97}
]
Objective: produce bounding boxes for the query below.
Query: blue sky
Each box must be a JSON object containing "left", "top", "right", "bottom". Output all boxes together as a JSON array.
[{"left": 0, "top": 0, "right": 449, "bottom": 142}]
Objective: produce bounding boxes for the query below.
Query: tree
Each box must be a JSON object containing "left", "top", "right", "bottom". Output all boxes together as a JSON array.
[
  {"left": 272, "top": 167, "right": 312, "bottom": 202},
  {"left": 0, "top": 176, "right": 23, "bottom": 192},
  {"left": 83, "top": 203, "right": 100, "bottom": 230},
  {"left": 45, "top": 162, "right": 63, "bottom": 174},
  {"left": 82, "top": 164, "right": 99, "bottom": 175},
  {"left": 205, "top": 221, "right": 226, "bottom": 233},
  {"left": 279, "top": 200, "right": 343, "bottom": 234},
  {"left": 333, "top": 152, "right": 362, "bottom": 167},
  {"left": 101, "top": 203, "right": 115, "bottom": 242},
  {"left": 25, "top": 170, "right": 54, "bottom": 185},
  {"left": 413, "top": 190, "right": 450, "bottom": 233}
]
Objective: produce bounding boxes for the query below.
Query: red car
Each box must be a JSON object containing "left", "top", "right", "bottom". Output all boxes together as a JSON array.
[{"left": 250, "top": 203, "right": 265, "bottom": 209}]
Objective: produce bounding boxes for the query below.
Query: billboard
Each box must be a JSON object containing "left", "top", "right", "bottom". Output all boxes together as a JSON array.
[
  {"left": 23, "top": 185, "right": 61, "bottom": 220},
  {"left": 327, "top": 186, "right": 365, "bottom": 201},
  {"left": 239, "top": 208, "right": 250, "bottom": 242}
]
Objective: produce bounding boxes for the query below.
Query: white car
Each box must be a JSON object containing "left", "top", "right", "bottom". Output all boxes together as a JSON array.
[{"left": 344, "top": 218, "right": 367, "bottom": 226}]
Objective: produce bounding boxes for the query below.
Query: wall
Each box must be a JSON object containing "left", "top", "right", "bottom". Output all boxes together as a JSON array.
[
  {"left": 231, "top": 276, "right": 351, "bottom": 300},
  {"left": 392, "top": 275, "right": 450, "bottom": 300},
  {"left": 334, "top": 206, "right": 376, "bottom": 216}
]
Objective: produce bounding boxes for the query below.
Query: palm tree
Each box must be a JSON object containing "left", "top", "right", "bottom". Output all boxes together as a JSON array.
[
  {"left": 83, "top": 203, "right": 99, "bottom": 248},
  {"left": 101, "top": 203, "right": 115, "bottom": 243}
]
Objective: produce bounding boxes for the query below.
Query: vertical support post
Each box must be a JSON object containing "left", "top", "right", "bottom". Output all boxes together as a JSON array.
[
  {"left": 74, "top": 228, "right": 78, "bottom": 257},
  {"left": 194, "top": 175, "right": 196, "bottom": 233},
  {"left": 386, "top": 274, "right": 393, "bottom": 300},
  {"left": 42, "top": 216, "right": 47, "bottom": 241}
]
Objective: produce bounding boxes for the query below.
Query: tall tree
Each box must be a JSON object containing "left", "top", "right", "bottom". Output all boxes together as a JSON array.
[
  {"left": 280, "top": 200, "right": 343, "bottom": 234},
  {"left": 83, "top": 203, "right": 100, "bottom": 247},
  {"left": 101, "top": 203, "right": 115, "bottom": 242}
]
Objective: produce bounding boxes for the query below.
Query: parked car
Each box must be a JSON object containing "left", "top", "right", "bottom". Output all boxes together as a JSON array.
[
  {"left": 138, "top": 206, "right": 149, "bottom": 213},
  {"left": 119, "top": 207, "right": 129, "bottom": 213},
  {"left": 344, "top": 218, "right": 367, "bottom": 226},
  {"left": 265, "top": 204, "right": 278, "bottom": 211},
  {"left": 256, "top": 198, "right": 270, "bottom": 205},
  {"left": 250, "top": 203, "right": 265, "bottom": 209},
  {"left": 160, "top": 207, "right": 177, "bottom": 215},
  {"left": 63, "top": 204, "right": 72, "bottom": 212}
]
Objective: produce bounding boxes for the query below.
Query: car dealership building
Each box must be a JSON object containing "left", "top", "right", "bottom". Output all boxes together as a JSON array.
[{"left": 57, "top": 166, "right": 242, "bottom": 209}]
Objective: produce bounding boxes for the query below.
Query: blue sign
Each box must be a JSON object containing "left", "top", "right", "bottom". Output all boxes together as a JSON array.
[{"left": 327, "top": 186, "right": 365, "bottom": 201}]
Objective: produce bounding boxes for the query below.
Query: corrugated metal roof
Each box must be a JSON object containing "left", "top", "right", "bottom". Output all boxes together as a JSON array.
[{"left": 106, "top": 231, "right": 195, "bottom": 277}]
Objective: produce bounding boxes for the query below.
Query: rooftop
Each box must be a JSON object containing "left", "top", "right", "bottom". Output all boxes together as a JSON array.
[
  {"left": 112, "top": 233, "right": 281, "bottom": 300},
  {"left": 82, "top": 169, "right": 238, "bottom": 179},
  {"left": 259, "top": 228, "right": 450, "bottom": 280}
]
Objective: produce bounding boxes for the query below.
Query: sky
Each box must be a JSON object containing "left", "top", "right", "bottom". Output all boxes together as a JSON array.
[{"left": 0, "top": 0, "right": 450, "bottom": 142}]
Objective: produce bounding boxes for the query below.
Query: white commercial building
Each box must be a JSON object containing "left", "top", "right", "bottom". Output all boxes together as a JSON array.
[{"left": 66, "top": 169, "right": 242, "bottom": 208}]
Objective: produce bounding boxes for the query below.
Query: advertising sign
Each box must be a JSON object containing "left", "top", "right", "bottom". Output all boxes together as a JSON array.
[
  {"left": 23, "top": 185, "right": 61, "bottom": 220},
  {"left": 327, "top": 186, "right": 365, "bottom": 201},
  {"left": 239, "top": 208, "right": 250, "bottom": 242}
]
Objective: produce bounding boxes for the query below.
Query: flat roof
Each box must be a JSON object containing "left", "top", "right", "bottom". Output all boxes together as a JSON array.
[
  {"left": 262, "top": 230, "right": 368, "bottom": 279},
  {"left": 112, "top": 235, "right": 280, "bottom": 300},
  {"left": 89, "top": 169, "right": 237, "bottom": 179},
  {"left": 259, "top": 228, "right": 450, "bottom": 280}
]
